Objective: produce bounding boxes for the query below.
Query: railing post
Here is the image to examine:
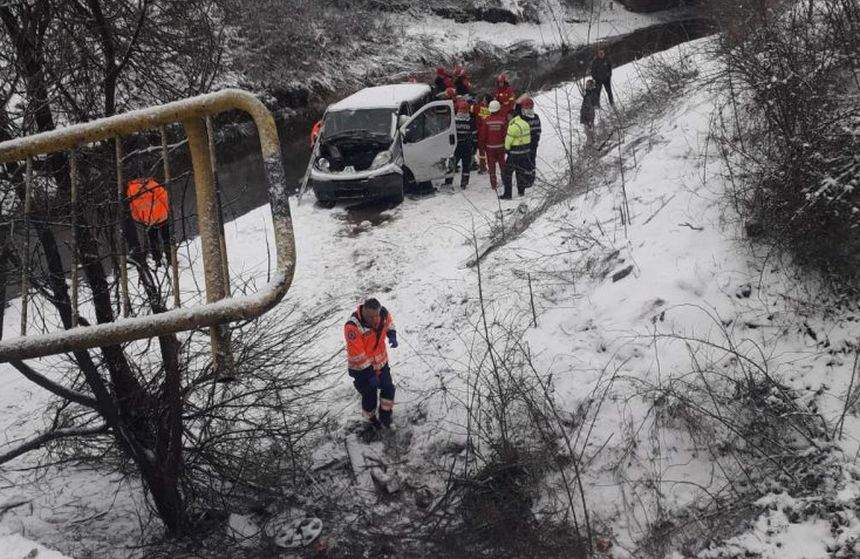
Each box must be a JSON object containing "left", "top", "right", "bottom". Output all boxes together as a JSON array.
[
  {"left": 160, "top": 126, "right": 181, "bottom": 309},
  {"left": 20, "top": 157, "right": 33, "bottom": 336},
  {"left": 182, "top": 117, "right": 235, "bottom": 381},
  {"left": 69, "top": 150, "right": 79, "bottom": 327},
  {"left": 114, "top": 138, "right": 131, "bottom": 318},
  {"left": 205, "top": 116, "right": 231, "bottom": 297}
]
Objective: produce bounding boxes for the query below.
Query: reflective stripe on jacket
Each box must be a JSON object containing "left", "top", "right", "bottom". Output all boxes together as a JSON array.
[
  {"left": 345, "top": 305, "right": 395, "bottom": 372},
  {"left": 479, "top": 113, "right": 508, "bottom": 150},
  {"left": 505, "top": 116, "right": 531, "bottom": 154}
]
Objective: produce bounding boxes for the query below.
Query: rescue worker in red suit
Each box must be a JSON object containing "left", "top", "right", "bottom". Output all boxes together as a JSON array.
[
  {"left": 494, "top": 73, "right": 517, "bottom": 119},
  {"left": 345, "top": 298, "right": 398, "bottom": 429},
  {"left": 478, "top": 100, "right": 507, "bottom": 191},
  {"left": 475, "top": 93, "right": 493, "bottom": 174}
]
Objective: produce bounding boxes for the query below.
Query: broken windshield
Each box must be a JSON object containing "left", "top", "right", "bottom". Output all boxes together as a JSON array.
[{"left": 322, "top": 108, "right": 394, "bottom": 141}]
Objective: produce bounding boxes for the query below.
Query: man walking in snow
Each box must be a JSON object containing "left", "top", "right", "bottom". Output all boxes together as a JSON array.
[
  {"left": 446, "top": 99, "right": 478, "bottom": 189},
  {"left": 501, "top": 104, "right": 532, "bottom": 199},
  {"left": 590, "top": 48, "right": 614, "bottom": 107},
  {"left": 345, "top": 298, "right": 398, "bottom": 430}
]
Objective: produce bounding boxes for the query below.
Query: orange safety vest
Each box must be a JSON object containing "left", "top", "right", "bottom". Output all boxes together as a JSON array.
[
  {"left": 344, "top": 305, "right": 395, "bottom": 373},
  {"left": 127, "top": 178, "right": 169, "bottom": 226}
]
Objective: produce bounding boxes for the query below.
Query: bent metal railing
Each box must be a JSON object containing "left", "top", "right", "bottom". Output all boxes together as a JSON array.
[{"left": 0, "top": 89, "right": 296, "bottom": 365}]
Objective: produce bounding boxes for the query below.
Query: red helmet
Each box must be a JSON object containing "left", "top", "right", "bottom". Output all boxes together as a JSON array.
[
  {"left": 519, "top": 96, "right": 534, "bottom": 110},
  {"left": 445, "top": 87, "right": 456, "bottom": 98},
  {"left": 436, "top": 67, "right": 447, "bottom": 77},
  {"left": 454, "top": 99, "right": 469, "bottom": 113},
  {"left": 497, "top": 72, "right": 509, "bottom": 86},
  {"left": 454, "top": 66, "right": 465, "bottom": 77}
]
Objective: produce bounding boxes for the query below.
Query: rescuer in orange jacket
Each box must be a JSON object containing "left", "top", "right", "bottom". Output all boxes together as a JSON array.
[
  {"left": 345, "top": 298, "right": 398, "bottom": 430},
  {"left": 127, "top": 177, "right": 172, "bottom": 267}
]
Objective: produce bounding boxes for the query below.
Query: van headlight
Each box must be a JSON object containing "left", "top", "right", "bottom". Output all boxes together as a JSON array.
[
  {"left": 315, "top": 157, "right": 330, "bottom": 171},
  {"left": 370, "top": 151, "right": 391, "bottom": 170}
]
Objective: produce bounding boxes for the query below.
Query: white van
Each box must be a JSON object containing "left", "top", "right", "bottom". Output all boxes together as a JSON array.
[{"left": 309, "top": 84, "right": 457, "bottom": 204}]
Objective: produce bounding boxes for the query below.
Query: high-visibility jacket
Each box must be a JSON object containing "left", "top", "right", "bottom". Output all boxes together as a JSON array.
[
  {"left": 345, "top": 305, "right": 396, "bottom": 373},
  {"left": 479, "top": 112, "right": 508, "bottom": 151},
  {"left": 127, "top": 178, "right": 169, "bottom": 226},
  {"left": 505, "top": 116, "right": 531, "bottom": 155}
]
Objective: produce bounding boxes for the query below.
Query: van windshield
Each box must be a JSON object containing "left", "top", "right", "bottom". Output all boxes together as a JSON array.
[{"left": 322, "top": 108, "right": 394, "bottom": 141}]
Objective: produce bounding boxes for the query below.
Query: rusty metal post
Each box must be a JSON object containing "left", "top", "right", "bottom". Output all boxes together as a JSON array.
[
  {"left": 114, "top": 138, "right": 131, "bottom": 318},
  {"left": 205, "top": 116, "right": 231, "bottom": 297},
  {"left": 160, "top": 126, "right": 181, "bottom": 309},
  {"left": 19, "top": 157, "right": 33, "bottom": 336},
  {"left": 183, "top": 117, "right": 235, "bottom": 381},
  {"left": 69, "top": 150, "right": 79, "bottom": 327}
]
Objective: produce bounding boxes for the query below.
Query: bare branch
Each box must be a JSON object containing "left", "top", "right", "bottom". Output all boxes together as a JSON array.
[
  {"left": 0, "top": 423, "right": 108, "bottom": 465},
  {"left": 9, "top": 358, "right": 99, "bottom": 410}
]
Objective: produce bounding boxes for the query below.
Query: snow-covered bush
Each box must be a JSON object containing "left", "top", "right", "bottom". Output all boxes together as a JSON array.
[{"left": 711, "top": 0, "right": 860, "bottom": 285}]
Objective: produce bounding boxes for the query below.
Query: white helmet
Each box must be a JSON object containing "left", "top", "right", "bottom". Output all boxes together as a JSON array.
[{"left": 488, "top": 100, "right": 501, "bottom": 113}]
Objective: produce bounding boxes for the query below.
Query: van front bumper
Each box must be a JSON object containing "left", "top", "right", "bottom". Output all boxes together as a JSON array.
[{"left": 311, "top": 172, "right": 403, "bottom": 202}]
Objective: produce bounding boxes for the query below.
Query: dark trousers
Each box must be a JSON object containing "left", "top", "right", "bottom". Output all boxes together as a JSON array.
[
  {"left": 446, "top": 144, "right": 474, "bottom": 188},
  {"left": 502, "top": 151, "right": 532, "bottom": 197},
  {"left": 146, "top": 222, "right": 173, "bottom": 265},
  {"left": 597, "top": 79, "right": 614, "bottom": 106},
  {"left": 350, "top": 365, "right": 395, "bottom": 418}
]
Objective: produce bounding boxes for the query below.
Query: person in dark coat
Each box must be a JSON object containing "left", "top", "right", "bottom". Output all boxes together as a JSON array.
[
  {"left": 446, "top": 99, "right": 479, "bottom": 189},
  {"left": 590, "top": 48, "right": 613, "bottom": 107},
  {"left": 580, "top": 79, "right": 599, "bottom": 145}
]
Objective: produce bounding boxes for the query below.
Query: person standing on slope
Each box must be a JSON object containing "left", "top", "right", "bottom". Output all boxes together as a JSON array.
[
  {"left": 446, "top": 99, "right": 478, "bottom": 189},
  {"left": 475, "top": 93, "right": 493, "bottom": 174},
  {"left": 345, "top": 298, "right": 398, "bottom": 430},
  {"left": 501, "top": 105, "right": 532, "bottom": 199},
  {"left": 517, "top": 95, "right": 541, "bottom": 188},
  {"left": 590, "top": 48, "right": 614, "bottom": 108},
  {"left": 478, "top": 100, "right": 508, "bottom": 192}
]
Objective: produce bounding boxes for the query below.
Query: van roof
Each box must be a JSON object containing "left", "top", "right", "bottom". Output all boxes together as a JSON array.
[{"left": 327, "top": 84, "right": 431, "bottom": 112}]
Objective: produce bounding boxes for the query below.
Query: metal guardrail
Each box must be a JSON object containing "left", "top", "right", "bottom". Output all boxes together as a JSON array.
[{"left": 0, "top": 89, "right": 296, "bottom": 362}]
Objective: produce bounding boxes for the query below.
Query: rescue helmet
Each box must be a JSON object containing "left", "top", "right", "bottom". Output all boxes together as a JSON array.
[
  {"left": 445, "top": 87, "right": 456, "bottom": 98},
  {"left": 455, "top": 99, "right": 469, "bottom": 113},
  {"left": 436, "top": 66, "right": 447, "bottom": 77},
  {"left": 454, "top": 65, "right": 465, "bottom": 77},
  {"left": 497, "top": 72, "right": 509, "bottom": 86},
  {"left": 488, "top": 100, "right": 501, "bottom": 113},
  {"left": 519, "top": 96, "right": 534, "bottom": 110}
]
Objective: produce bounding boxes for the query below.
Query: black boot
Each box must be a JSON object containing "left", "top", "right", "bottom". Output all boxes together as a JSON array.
[{"left": 379, "top": 409, "right": 393, "bottom": 429}]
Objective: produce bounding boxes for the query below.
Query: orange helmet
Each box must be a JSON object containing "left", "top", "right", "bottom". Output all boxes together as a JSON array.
[{"left": 436, "top": 67, "right": 448, "bottom": 77}]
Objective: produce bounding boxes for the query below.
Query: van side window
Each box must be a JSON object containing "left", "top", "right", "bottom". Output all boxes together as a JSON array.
[{"left": 404, "top": 106, "right": 451, "bottom": 143}]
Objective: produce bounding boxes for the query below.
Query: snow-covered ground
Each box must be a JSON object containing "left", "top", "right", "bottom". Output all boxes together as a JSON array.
[{"left": 2, "top": 34, "right": 860, "bottom": 557}]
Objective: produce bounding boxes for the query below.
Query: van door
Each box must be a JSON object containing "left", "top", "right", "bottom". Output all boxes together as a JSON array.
[{"left": 400, "top": 100, "right": 456, "bottom": 183}]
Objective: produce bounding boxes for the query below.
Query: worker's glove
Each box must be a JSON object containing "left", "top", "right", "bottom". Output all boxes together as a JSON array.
[{"left": 387, "top": 330, "right": 398, "bottom": 349}]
